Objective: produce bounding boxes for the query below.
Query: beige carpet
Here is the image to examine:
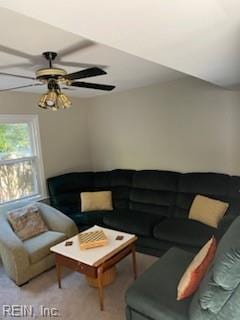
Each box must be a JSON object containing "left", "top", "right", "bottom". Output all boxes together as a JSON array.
[{"left": 0, "top": 253, "right": 157, "bottom": 320}]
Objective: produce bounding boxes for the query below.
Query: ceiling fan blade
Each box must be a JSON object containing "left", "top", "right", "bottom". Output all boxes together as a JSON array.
[
  {"left": 65, "top": 67, "right": 106, "bottom": 81},
  {"left": 62, "top": 86, "right": 76, "bottom": 91},
  {"left": 0, "top": 72, "right": 35, "bottom": 80},
  {"left": 71, "top": 81, "right": 115, "bottom": 91},
  {"left": 58, "top": 40, "right": 95, "bottom": 58},
  {"left": 0, "top": 83, "right": 43, "bottom": 92},
  {"left": 57, "top": 60, "right": 107, "bottom": 69},
  {"left": 0, "top": 45, "right": 34, "bottom": 60},
  {"left": 0, "top": 62, "right": 32, "bottom": 70}
]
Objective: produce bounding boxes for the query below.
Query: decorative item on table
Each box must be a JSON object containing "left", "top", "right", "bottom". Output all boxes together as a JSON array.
[
  {"left": 65, "top": 241, "right": 73, "bottom": 246},
  {"left": 78, "top": 229, "right": 108, "bottom": 250},
  {"left": 116, "top": 235, "right": 124, "bottom": 240}
]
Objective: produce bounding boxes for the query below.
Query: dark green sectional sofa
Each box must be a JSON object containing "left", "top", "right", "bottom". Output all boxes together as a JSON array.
[{"left": 47, "top": 169, "right": 240, "bottom": 256}]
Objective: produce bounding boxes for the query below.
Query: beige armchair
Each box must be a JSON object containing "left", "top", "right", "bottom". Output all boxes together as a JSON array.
[{"left": 0, "top": 201, "right": 78, "bottom": 285}]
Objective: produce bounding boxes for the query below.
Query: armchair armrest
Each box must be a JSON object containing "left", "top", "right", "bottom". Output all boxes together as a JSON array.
[
  {"left": 0, "top": 215, "right": 29, "bottom": 285},
  {"left": 37, "top": 202, "right": 78, "bottom": 238}
]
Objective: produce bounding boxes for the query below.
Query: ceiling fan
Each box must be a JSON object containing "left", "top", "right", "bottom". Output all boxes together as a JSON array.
[{"left": 0, "top": 51, "right": 115, "bottom": 110}]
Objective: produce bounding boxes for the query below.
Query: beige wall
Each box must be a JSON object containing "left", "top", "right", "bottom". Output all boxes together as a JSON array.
[
  {"left": 88, "top": 78, "right": 240, "bottom": 175},
  {"left": 0, "top": 92, "right": 91, "bottom": 179},
  {"left": 1, "top": 77, "right": 240, "bottom": 184}
]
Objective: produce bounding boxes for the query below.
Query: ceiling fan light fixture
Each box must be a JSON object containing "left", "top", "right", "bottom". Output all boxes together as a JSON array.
[
  {"left": 57, "top": 93, "right": 72, "bottom": 109},
  {"left": 46, "top": 90, "right": 57, "bottom": 106},
  {"left": 48, "top": 105, "right": 58, "bottom": 111},
  {"left": 38, "top": 93, "right": 48, "bottom": 109}
]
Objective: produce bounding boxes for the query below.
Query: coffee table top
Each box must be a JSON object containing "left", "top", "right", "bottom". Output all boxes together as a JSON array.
[{"left": 50, "top": 225, "right": 137, "bottom": 267}]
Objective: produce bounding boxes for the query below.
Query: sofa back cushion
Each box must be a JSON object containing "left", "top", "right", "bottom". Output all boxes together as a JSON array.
[
  {"left": 189, "top": 216, "right": 240, "bottom": 319},
  {"left": 47, "top": 170, "right": 240, "bottom": 225},
  {"left": 129, "top": 170, "right": 179, "bottom": 218},
  {"left": 47, "top": 170, "right": 134, "bottom": 213},
  {"left": 47, "top": 172, "right": 94, "bottom": 208},
  {"left": 174, "top": 173, "right": 232, "bottom": 219},
  {"left": 93, "top": 170, "right": 134, "bottom": 210},
  {"left": 109, "top": 169, "right": 134, "bottom": 209}
]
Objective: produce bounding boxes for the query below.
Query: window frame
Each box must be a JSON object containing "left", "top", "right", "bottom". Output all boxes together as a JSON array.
[{"left": 0, "top": 114, "right": 46, "bottom": 205}]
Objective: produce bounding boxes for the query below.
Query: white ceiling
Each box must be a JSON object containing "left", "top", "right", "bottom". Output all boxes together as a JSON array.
[
  {"left": 1, "top": 0, "right": 240, "bottom": 89},
  {"left": 0, "top": 8, "right": 185, "bottom": 98}
]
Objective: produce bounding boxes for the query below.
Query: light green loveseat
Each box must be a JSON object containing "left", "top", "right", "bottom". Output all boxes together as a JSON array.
[
  {"left": 126, "top": 216, "right": 240, "bottom": 320},
  {"left": 0, "top": 201, "right": 78, "bottom": 285}
]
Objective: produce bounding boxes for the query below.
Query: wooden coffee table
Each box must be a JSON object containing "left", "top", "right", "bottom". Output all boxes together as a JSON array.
[{"left": 50, "top": 226, "right": 138, "bottom": 311}]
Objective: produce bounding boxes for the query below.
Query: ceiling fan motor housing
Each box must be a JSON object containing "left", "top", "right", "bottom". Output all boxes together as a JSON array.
[
  {"left": 36, "top": 67, "right": 68, "bottom": 83},
  {"left": 36, "top": 51, "right": 69, "bottom": 84}
]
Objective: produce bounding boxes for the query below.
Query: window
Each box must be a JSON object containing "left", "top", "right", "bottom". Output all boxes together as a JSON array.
[{"left": 0, "top": 115, "right": 46, "bottom": 204}]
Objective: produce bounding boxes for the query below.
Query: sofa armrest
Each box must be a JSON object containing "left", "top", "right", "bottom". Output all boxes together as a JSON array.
[
  {"left": 0, "top": 215, "right": 30, "bottom": 285},
  {"left": 37, "top": 202, "right": 78, "bottom": 238}
]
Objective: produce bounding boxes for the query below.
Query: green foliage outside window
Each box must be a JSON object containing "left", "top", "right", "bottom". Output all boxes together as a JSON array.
[{"left": 0, "top": 123, "right": 31, "bottom": 160}]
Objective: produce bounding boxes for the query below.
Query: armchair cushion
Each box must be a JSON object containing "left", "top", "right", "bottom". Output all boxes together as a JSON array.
[
  {"left": 23, "top": 231, "right": 66, "bottom": 264},
  {"left": 7, "top": 204, "right": 48, "bottom": 241}
]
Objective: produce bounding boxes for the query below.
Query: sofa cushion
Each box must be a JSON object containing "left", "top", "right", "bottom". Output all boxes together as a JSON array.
[
  {"left": 23, "top": 231, "right": 66, "bottom": 264},
  {"left": 103, "top": 210, "right": 160, "bottom": 237},
  {"left": 189, "top": 195, "right": 229, "bottom": 228},
  {"left": 68, "top": 210, "right": 112, "bottom": 227},
  {"left": 153, "top": 218, "right": 216, "bottom": 248},
  {"left": 81, "top": 191, "right": 113, "bottom": 212},
  {"left": 177, "top": 237, "right": 216, "bottom": 300},
  {"left": 126, "top": 247, "right": 194, "bottom": 320},
  {"left": 8, "top": 204, "right": 48, "bottom": 241},
  {"left": 174, "top": 172, "right": 231, "bottom": 219}
]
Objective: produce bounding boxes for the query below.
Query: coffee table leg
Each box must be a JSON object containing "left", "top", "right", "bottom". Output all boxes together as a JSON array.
[
  {"left": 97, "top": 266, "right": 104, "bottom": 311},
  {"left": 56, "top": 259, "right": 62, "bottom": 289},
  {"left": 132, "top": 244, "right": 137, "bottom": 280}
]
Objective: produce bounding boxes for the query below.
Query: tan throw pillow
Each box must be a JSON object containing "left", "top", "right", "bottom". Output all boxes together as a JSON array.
[
  {"left": 8, "top": 205, "right": 48, "bottom": 241},
  {"left": 81, "top": 191, "right": 113, "bottom": 212},
  {"left": 189, "top": 195, "right": 229, "bottom": 228},
  {"left": 177, "top": 237, "right": 217, "bottom": 300}
]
